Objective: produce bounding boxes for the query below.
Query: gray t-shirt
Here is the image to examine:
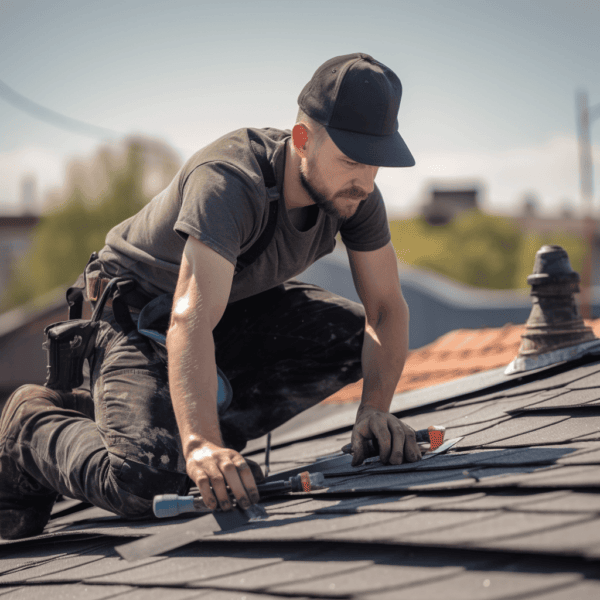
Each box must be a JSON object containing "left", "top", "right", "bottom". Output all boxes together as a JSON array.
[{"left": 98, "top": 127, "right": 391, "bottom": 303}]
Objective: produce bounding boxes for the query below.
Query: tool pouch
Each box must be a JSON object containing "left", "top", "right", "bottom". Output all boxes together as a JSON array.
[
  {"left": 43, "top": 276, "right": 136, "bottom": 391},
  {"left": 43, "top": 319, "right": 100, "bottom": 391}
]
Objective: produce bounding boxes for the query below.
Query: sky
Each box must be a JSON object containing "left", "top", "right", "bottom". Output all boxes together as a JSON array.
[{"left": 0, "top": 0, "right": 599, "bottom": 218}]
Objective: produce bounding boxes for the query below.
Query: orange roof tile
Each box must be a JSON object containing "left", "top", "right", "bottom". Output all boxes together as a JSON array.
[{"left": 323, "top": 318, "right": 600, "bottom": 405}]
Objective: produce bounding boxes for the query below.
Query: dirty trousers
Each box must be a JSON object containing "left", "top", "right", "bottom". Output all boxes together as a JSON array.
[{"left": 14, "top": 281, "right": 365, "bottom": 518}]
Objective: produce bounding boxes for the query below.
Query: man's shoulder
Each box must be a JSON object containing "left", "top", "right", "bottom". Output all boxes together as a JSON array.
[{"left": 183, "top": 127, "right": 290, "bottom": 176}]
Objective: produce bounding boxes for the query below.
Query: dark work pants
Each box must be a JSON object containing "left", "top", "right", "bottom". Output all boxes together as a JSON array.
[{"left": 15, "top": 280, "right": 365, "bottom": 518}]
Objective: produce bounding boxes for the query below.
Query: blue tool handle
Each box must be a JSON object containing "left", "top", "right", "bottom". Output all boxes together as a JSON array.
[{"left": 153, "top": 494, "right": 196, "bottom": 518}]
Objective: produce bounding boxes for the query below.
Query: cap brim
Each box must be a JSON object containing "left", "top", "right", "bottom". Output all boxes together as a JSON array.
[{"left": 325, "top": 127, "right": 415, "bottom": 168}]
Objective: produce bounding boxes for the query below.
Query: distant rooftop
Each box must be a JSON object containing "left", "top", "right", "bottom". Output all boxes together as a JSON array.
[{"left": 325, "top": 319, "right": 600, "bottom": 405}]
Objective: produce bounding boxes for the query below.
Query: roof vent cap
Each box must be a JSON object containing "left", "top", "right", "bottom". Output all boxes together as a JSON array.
[
  {"left": 505, "top": 245, "right": 600, "bottom": 374},
  {"left": 526, "top": 244, "right": 580, "bottom": 286}
]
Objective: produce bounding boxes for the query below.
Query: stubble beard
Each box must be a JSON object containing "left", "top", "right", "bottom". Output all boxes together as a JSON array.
[{"left": 298, "top": 161, "right": 367, "bottom": 220}]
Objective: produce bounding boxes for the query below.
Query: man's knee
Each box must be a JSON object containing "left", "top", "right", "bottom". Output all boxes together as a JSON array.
[
  {"left": 106, "top": 454, "right": 189, "bottom": 519},
  {"left": 317, "top": 297, "right": 365, "bottom": 364}
]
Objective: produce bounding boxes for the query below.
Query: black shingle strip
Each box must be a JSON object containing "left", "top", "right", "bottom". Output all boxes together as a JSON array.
[
  {"left": 302, "top": 491, "right": 554, "bottom": 516},
  {"left": 14, "top": 543, "right": 597, "bottom": 600},
  {"left": 120, "top": 588, "right": 208, "bottom": 600},
  {"left": 323, "top": 468, "right": 508, "bottom": 493},
  {"left": 404, "top": 399, "right": 536, "bottom": 436},
  {"left": 18, "top": 541, "right": 447, "bottom": 588},
  {"left": 0, "top": 584, "right": 137, "bottom": 599},
  {"left": 557, "top": 444, "right": 600, "bottom": 464},
  {"left": 268, "top": 563, "right": 463, "bottom": 599},
  {"left": 508, "top": 490, "right": 600, "bottom": 513},
  {"left": 477, "top": 464, "right": 600, "bottom": 489},
  {"left": 359, "top": 567, "right": 584, "bottom": 600},
  {"left": 114, "top": 511, "right": 402, "bottom": 562},
  {"left": 265, "top": 552, "right": 499, "bottom": 598},
  {"left": 509, "top": 404, "right": 600, "bottom": 414},
  {"left": 322, "top": 468, "right": 600, "bottom": 494},
  {"left": 449, "top": 359, "right": 600, "bottom": 406},
  {"left": 523, "top": 387, "right": 600, "bottom": 409},
  {"left": 501, "top": 359, "right": 600, "bottom": 395},
  {"left": 423, "top": 490, "right": 572, "bottom": 512},
  {"left": 0, "top": 538, "right": 118, "bottom": 578},
  {"left": 185, "top": 552, "right": 376, "bottom": 596},
  {"left": 0, "top": 530, "right": 134, "bottom": 548},
  {"left": 465, "top": 516, "right": 600, "bottom": 559},
  {"left": 404, "top": 397, "right": 526, "bottom": 430},
  {"left": 37, "top": 546, "right": 307, "bottom": 588},
  {"left": 0, "top": 551, "right": 123, "bottom": 586},
  {"left": 439, "top": 388, "right": 561, "bottom": 408},
  {"left": 0, "top": 503, "right": 218, "bottom": 548},
  {"left": 9, "top": 529, "right": 599, "bottom": 596},
  {"left": 115, "top": 513, "right": 223, "bottom": 561},
  {"left": 452, "top": 414, "right": 600, "bottom": 448},
  {"left": 12, "top": 544, "right": 600, "bottom": 600},
  {"left": 324, "top": 447, "right": 583, "bottom": 477},
  {"left": 562, "top": 365, "right": 600, "bottom": 389},
  {"left": 267, "top": 489, "right": 599, "bottom": 521},
  {"left": 321, "top": 509, "right": 598, "bottom": 558},
  {"left": 0, "top": 579, "right": 337, "bottom": 600}
]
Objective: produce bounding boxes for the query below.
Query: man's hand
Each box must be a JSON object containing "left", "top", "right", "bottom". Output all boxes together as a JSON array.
[
  {"left": 186, "top": 441, "right": 261, "bottom": 511},
  {"left": 350, "top": 406, "right": 421, "bottom": 467}
]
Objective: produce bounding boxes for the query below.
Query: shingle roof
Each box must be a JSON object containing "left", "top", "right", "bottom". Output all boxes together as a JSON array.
[
  {"left": 2, "top": 324, "right": 600, "bottom": 599},
  {"left": 325, "top": 319, "right": 600, "bottom": 404}
]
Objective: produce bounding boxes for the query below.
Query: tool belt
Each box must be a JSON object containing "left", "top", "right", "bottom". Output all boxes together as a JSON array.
[
  {"left": 44, "top": 253, "right": 233, "bottom": 410},
  {"left": 85, "top": 272, "right": 151, "bottom": 314},
  {"left": 44, "top": 271, "right": 138, "bottom": 391},
  {"left": 42, "top": 251, "right": 142, "bottom": 391}
]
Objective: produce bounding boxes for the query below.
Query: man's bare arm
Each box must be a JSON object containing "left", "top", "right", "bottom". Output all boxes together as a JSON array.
[
  {"left": 347, "top": 242, "right": 421, "bottom": 466},
  {"left": 166, "top": 235, "right": 259, "bottom": 511}
]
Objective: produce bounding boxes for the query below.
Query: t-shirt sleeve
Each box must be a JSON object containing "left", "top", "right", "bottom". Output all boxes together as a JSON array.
[
  {"left": 340, "top": 183, "right": 391, "bottom": 251},
  {"left": 174, "top": 161, "right": 261, "bottom": 266}
]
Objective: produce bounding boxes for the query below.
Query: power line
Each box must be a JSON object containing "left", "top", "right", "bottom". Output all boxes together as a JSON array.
[{"left": 0, "top": 78, "right": 121, "bottom": 139}]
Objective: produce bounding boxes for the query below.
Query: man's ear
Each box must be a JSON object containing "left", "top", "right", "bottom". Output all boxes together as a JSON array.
[{"left": 292, "top": 123, "right": 309, "bottom": 155}]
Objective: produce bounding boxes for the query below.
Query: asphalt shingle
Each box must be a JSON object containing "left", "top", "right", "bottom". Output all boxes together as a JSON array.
[{"left": 3, "top": 325, "right": 600, "bottom": 599}]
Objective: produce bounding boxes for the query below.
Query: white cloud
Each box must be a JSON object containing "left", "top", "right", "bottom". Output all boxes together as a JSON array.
[
  {"left": 0, "top": 147, "right": 65, "bottom": 213},
  {"left": 379, "top": 134, "right": 600, "bottom": 218}
]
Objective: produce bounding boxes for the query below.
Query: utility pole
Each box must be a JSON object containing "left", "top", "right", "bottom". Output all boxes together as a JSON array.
[{"left": 576, "top": 90, "right": 600, "bottom": 319}]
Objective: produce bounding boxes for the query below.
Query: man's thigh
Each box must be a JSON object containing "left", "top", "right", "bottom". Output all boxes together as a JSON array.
[
  {"left": 215, "top": 280, "right": 366, "bottom": 447},
  {"left": 90, "top": 309, "right": 188, "bottom": 494},
  {"left": 214, "top": 279, "right": 366, "bottom": 374}
]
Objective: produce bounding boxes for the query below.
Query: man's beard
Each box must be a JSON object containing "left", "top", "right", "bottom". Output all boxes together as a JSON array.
[{"left": 298, "top": 162, "right": 367, "bottom": 220}]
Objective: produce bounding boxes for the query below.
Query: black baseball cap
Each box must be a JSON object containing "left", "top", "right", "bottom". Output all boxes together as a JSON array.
[{"left": 297, "top": 53, "right": 415, "bottom": 168}]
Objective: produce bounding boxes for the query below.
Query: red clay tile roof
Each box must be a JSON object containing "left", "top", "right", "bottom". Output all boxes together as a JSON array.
[{"left": 323, "top": 319, "right": 600, "bottom": 404}]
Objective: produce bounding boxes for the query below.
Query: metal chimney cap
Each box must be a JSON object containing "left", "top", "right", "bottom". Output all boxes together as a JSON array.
[{"left": 526, "top": 245, "right": 580, "bottom": 286}]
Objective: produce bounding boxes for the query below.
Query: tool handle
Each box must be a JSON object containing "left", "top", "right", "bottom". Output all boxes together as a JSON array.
[
  {"left": 289, "top": 471, "right": 326, "bottom": 492},
  {"left": 153, "top": 471, "right": 327, "bottom": 518},
  {"left": 153, "top": 494, "right": 210, "bottom": 518},
  {"left": 341, "top": 426, "right": 446, "bottom": 456}
]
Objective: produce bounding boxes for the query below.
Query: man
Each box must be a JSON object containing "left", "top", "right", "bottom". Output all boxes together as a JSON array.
[{"left": 0, "top": 53, "right": 421, "bottom": 540}]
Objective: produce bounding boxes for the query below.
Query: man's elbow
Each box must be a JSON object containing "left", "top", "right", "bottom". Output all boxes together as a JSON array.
[{"left": 367, "top": 294, "right": 409, "bottom": 329}]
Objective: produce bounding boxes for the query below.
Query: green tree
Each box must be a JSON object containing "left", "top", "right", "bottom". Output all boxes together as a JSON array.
[
  {"left": 3, "top": 138, "right": 179, "bottom": 311},
  {"left": 389, "top": 209, "right": 586, "bottom": 290}
]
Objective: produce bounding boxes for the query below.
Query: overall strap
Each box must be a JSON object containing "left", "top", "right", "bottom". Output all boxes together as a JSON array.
[
  {"left": 66, "top": 251, "right": 99, "bottom": 320},
  {"left": 235, "top": 132, "right": 280, "bottom": 274}
]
